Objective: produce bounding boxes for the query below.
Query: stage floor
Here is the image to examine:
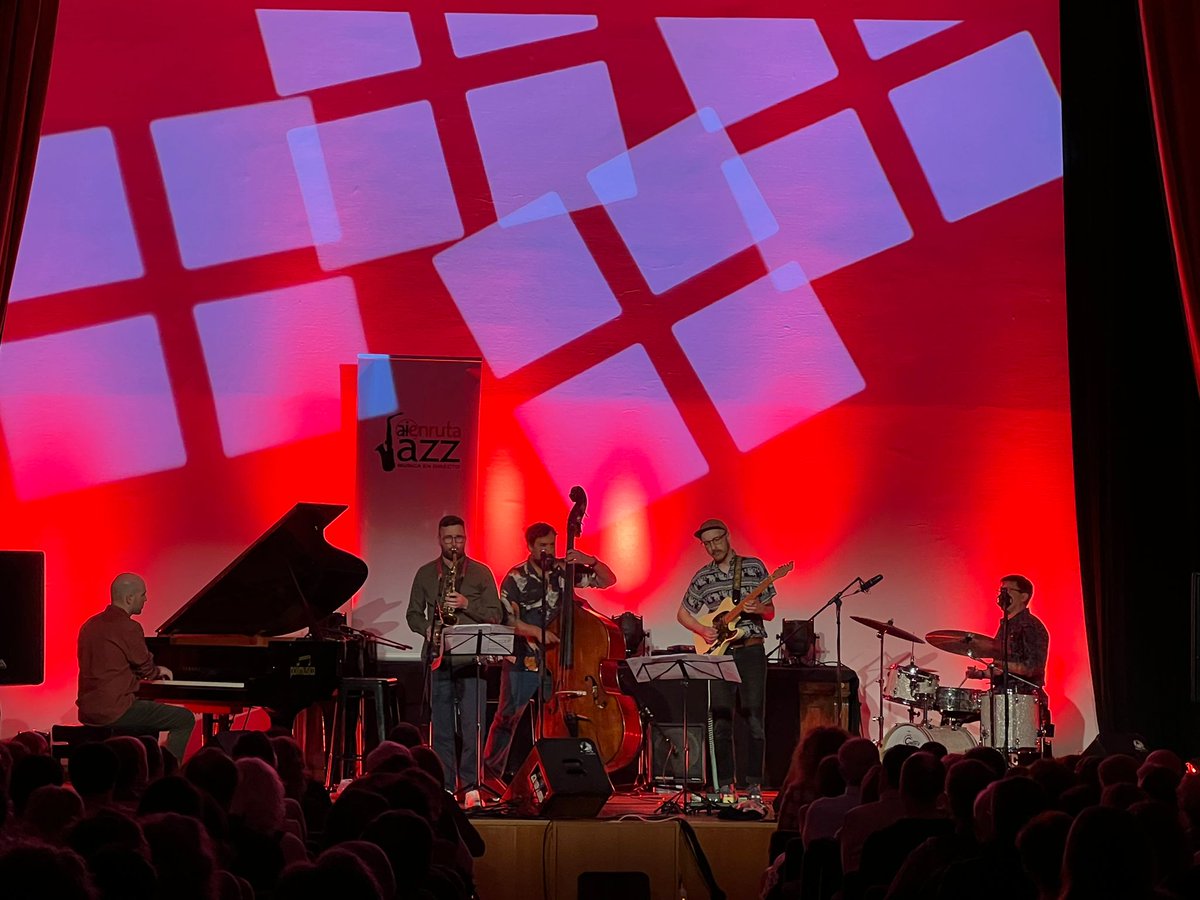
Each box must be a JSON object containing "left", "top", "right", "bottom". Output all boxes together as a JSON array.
[{"left": 469, "top": 790, "right": 775, "bottom": 900}]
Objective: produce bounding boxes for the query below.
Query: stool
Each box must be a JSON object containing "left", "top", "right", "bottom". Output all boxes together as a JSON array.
[
  {"left": 50, "top": 723, "right": 160, "bottom": 761},
  {"left": 326, "top": 677, "right": 401, "bottom": 786}
]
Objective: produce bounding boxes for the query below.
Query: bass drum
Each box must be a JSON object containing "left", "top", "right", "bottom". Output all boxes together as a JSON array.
[{"left": 883, "top": 723, "right": 977, "bottom": 754}]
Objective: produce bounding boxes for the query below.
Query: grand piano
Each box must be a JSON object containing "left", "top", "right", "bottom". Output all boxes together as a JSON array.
[{"left": 139, "top": 502, "right": 369, "bottom": 739}]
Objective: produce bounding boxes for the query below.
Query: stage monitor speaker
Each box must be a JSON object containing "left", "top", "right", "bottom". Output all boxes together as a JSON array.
[
  {"left": 0, "top": 551, "right": 45, "bottom": 685},
  {"left": 502, "top": 737, "right": 613, "bottom": 818},
  {"left": 1082, "top": 732, "right": 1151, "bottom": 759},
  {"left": 578, "top": 871, "right": 651, "bottom": 900},
  {"left": 649, "top": 722, "right": 706, "bottom": 785}
]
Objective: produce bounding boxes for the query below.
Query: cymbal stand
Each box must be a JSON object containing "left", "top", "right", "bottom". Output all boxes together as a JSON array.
[{"left": 871, "top": 624, "right": 887, "bottom": 746}]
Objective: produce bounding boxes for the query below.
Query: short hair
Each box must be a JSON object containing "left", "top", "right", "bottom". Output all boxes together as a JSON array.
[
  {"left": 1001, "top": 574, "right": 1034, "bottom": 598},
  {"left": 525, "top": 522, "right": 556, "bottom": 546},
  {"left": 437, "top": 515, "right": 464, "bottom": 531}
]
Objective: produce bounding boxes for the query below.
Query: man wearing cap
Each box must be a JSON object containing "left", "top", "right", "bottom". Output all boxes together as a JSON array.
[{"left": 678, "top": 519, "right": 775, "bottom": 807}]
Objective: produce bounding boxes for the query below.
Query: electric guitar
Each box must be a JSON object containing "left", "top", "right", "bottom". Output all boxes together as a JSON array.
[{"left": 692, "top": 561, "right": 795, "bottom": 655}]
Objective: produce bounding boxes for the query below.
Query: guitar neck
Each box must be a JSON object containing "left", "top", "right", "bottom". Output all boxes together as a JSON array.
[{"left": 729, "top": 574, "right": 775, "bottom": 618}]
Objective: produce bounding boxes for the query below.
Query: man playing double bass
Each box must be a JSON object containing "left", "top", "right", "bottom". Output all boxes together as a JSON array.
[
  {"left": 677, "top": 518, "right": 774, "bottom": 809},
  {"left": 481, "top": 521, "right": 616, "bottom": 792}
]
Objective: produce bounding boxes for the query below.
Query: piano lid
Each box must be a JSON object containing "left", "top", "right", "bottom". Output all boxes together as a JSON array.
[{"left": 158, "top": 502, "right": 368, "bottom": 637}]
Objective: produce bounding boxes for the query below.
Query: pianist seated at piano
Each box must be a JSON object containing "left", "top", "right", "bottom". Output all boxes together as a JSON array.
[{"left": 76, "top": 573, "right": 196, "bottom": 762}]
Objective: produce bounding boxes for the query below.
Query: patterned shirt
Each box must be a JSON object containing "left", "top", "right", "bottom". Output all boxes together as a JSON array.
[
  {"left": 682, "top": 555, "right": 776, "bottom": 642},
  {"left": 501, "top": 559, "right": 598, "bottom": 668},
  {"left": 991, "top": 608, "right": 1050, "bottom": 688}
]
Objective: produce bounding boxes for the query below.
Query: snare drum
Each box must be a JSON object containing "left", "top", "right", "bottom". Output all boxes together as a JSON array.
[
  {"left": 934, "top": 686, "right": 984, "bottom": 720},
  {"left": 979, "top": 692, "right": 1041, "bottom": 750},
  {"left": 883, "top": 723, "right": 977, "bottom": 754},
  {"left": 884, "top": 663, "right": 940, "bottom": 707}
]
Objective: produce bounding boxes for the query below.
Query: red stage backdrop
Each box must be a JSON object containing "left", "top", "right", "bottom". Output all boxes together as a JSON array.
[{"left": 0, "top": 1, "right": 1091, "bottom": 749}]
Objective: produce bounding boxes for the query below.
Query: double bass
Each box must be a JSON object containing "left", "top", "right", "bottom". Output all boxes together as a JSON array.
[{"left": 541, "top": 486, "right": 642, "bottom": 772}]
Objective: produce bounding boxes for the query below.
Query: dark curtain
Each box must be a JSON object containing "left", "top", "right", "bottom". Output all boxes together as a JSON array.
[
  {"left": 1140, "top": 1, "right": 1200, "bottom": 396},
  {"left": 1063, "top": 1, "right": 1200, "bottom": 755},
  {"left": 0, "top": 0, "right": 59, "bottom": 342}
]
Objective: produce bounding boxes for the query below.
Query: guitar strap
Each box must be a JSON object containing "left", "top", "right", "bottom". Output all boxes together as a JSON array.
[{"left": 731, "top": 555, "right": 743, "bottom": 602}]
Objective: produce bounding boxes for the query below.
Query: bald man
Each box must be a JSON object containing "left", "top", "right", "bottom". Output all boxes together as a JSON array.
[{"left": 76, "top": 573, "right": 195, "bottom": 761}]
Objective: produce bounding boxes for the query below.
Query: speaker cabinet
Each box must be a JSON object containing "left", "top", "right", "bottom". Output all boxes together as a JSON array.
[
  {"left": 0, "top": 551, "right": 45, "bottom": 685},
  {"left": 1083, "top": 732, "right": 1151, "bottom": 759},
  {"left": 502, "top": 737, "right": 613, "bottom": 817},
  {"left": 649, "top": 722, "right": 706, "bottom": 785}
]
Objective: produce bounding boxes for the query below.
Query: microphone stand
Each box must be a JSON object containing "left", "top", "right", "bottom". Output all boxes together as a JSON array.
[
  {"left": 809, "top": 577, "right": 864, "bottom": 728},
  {"left": 1000, "top": 595, "right": 1011, "bottom": 758},
  {"left": 536, "top": 552, "right": 552, "bottom": 743}
]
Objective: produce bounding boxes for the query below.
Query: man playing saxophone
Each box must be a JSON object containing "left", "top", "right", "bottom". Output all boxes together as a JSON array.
[{"left": 406, "top": 515, "right": 501, "bottom": 804}]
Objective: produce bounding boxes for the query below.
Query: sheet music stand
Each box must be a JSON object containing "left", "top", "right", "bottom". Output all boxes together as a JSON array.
[
  {"left": 442, "top": 624, "right": 515, "bottom": 800},
  {"left": 627, "top": 653, "right": 741, "bottom": 815}
]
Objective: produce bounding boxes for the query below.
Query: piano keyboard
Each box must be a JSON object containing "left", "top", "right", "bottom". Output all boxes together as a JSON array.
[{"left": 145, "top": 679, "right": 245, "bottom": 689}]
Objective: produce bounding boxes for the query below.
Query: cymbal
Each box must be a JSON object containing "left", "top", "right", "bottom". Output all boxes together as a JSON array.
[
  {"left": 925, "top": 629, "right": 1001, "bottom": 660},
  {"left": 850, "top": 615, "right": 925, "bottom": 644}
]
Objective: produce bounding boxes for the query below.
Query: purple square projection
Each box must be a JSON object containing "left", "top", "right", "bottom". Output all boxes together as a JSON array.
[
  {"left": 742, "top": 109, "right": 912, "bottom": 282},
  {"left": 515, "top": 344, "right": 709, "bottom": 523},
  {"left": 467, "top": 62, "right": 633, "bottom": 224},
  {"left": 588, "top": 110, "right": 777, "bottom": 295},
  {"left": 0, "top": 316, "right": 185, "bottom": 500},
  {"left": 289, "top": 101, "right": 463, "bottom": 270},
  {"left": 889, "top": 31, "right": 1063, "bottom": 222},
  {"left": 256, "top": 9, "right": 421, "bottom": 96},
  {"left": 151, "top": 98, "right": 318, "bottom": 269},
  {"left": 446, "top": 13, "right": 597, "bottom": 58},
  {"left": 9, "top": 127, "right": 143, "bottom": 302},
  {"left": 193, "top": 277, "right": 367, "bottom": 456},
  {"left": 673, "top": 264, "right": 864, "bottom": 451},
  {"left": 433, "top": 194, "right": 622, "bottom": 377},
  {"left": 657, "top": 17, "right": 838, "bottom": 126}
]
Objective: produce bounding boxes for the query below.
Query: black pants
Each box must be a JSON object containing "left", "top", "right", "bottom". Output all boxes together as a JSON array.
[{"left": 708, "top": 642, "right": 767, "bottom": 789}]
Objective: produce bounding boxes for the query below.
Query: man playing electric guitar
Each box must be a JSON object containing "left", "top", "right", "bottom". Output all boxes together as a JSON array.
[{"left": 677, "top": 518, "right": 782, "bottom": 810}]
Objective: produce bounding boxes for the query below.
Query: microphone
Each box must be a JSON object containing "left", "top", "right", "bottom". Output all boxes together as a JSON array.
[
  {"left": 859, "top": 574, "right": 884, "bottom": 592},
  {"left": 997, "top": 587, "right": 1011, "bottom": 610}
]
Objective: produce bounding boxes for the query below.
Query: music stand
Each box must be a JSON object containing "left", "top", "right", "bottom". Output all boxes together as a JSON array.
[
  {"left": 442, "top": 624, "right": 515, "bottom": 801},
  {"left": 627, "top": 653, "right": 741, "bottom": 815}
]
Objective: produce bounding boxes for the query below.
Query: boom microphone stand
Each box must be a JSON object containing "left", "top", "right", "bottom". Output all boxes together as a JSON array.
[{"left": 809, "top": 577, "right": 866, "bottom": 727}]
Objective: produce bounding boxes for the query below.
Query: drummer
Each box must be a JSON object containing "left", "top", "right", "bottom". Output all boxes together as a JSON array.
[{"left": 982, "top": 574, "right": 1050, "bottom": 692}]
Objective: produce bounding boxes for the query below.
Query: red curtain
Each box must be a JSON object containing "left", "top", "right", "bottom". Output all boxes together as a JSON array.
[
  {"left": 0, "top": 0, "right": 58, "bottom": 342},
  {"left": 1140, "top": 1, "right": 1200, "bottom": 396}
]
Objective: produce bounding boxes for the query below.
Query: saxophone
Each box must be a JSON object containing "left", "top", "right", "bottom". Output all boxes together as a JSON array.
[{"left": 429, "top": 550, "right": 459, "bottom": 668}]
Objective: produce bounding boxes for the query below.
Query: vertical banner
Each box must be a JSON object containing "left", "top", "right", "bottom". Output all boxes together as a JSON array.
[{"left": 353, "top": 355, "right": 482, "bottom": 658}]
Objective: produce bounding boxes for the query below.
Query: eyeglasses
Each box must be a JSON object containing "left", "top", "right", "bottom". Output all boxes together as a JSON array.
[{"left": 701, "top": 536, "right": 727, "bottom": 548}]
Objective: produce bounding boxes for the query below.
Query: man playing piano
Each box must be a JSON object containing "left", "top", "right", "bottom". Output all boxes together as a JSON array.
[
  {"left": 406, "top": 515, "right": 502, "bottom": 803},
  {"left": 76, "top": 573, "right": 196, "bottom": 762}
]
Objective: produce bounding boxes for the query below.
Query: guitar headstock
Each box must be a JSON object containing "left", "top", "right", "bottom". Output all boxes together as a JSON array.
[{"left": 772, "top": 561, "right": 795, "bottom": 581}]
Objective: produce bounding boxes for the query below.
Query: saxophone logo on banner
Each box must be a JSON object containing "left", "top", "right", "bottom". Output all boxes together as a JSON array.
[{"left": 375, "top": 411, "right": 464, "bottom": 471}]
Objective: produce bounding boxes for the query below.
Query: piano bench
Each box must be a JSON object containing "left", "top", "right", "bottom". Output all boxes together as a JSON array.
[{"left": 50, "top": 723, "right": 161, "bottom": 760}]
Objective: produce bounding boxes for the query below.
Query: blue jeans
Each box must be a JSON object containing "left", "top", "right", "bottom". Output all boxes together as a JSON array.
[
  {"left": 483, "top": 661, "right": 547, "bottom": 782},
  {"left": 112, "top": 699, "right": 195, "bottom": 763},
  {"left": 431, "top": 663, "right": 483, "bottom": 791}
]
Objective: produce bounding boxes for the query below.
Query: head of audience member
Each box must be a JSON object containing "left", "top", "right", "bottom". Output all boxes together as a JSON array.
[
  {"left": 141, "top": 811, "right": 217, "bottom": 900},
  {"left": 1097, "top": 752, "right": 1140, "bottom": 788},
  {"left": 814, "top": 755, "right": 845, "bottom": 799},
  {"left": 324, "top": 787, "right": 389, "bottom": 848},
  {"left": 944, "top": 758, "right": 996, "bottom": 830},
  {"left": 365, "top": 740, "right": 413, "bottom": 774},
  {"left": 136, "top": 736, "right": 164, "bottom": 781},
  {"left": 1015, "top": 810, "right": 1071, "bottom": 899},
  {"left": 270, "top": 735, "right": 307, "bottom": 799},
  {"left": 919, "top": 740, "right": 948, "bottom": 760},
  {"left": 338, "top": 840, "right": 397, "bottom": 899},
  {"left": 3, "top": 738, "right": 31, "bottom": 769},
  {"left": 1100, "top": 781, "right": 1145, "bottom": 810},
  {"left": 68, "top": 741, "right": 120, "bottom": 806},
  {"left": 398, "top": 768, "right": 447, "bottom": 821},
  {"left": 22, "top": 784, "right": 84, "bottom": 842},
  {"left": 231, "top": 730, "right": 277, "bottom": 768},
  {"left": 67, "top": 806, "right": 149, "bottom": 862},
  {"left": 1073, "top": 753, "right": 1101, "bottom": 787},
  {"left": 1060, "top": 805, "right": 1154, "bottom": 899},
  {"left": 230, "top": 756, "right": 286, "bottom": 834},
  {"left": 858, "top": 764, "right": 883, "bottom": 805},
  {"left": 11, "top": 731, "right": 49, "bottom": 757},
  {"left": 1026, "top": 758, "right": 1075, "bottom": 804},
  {"left": 362, "top": 808, "right": 435, "bottom": 889},
  {"left": 973, "top": 781, "right": 998, "bottom": 843},
  {"left": 182, "top": 746, "right": 239, "bottom": 810},
  {"left": 1142, "top": 748, "right": 1184, "bottom": 778},
  {"left": 88, "top": 847, "right": 156, "bottom": 900},
  {"left": 9, "top": 752, "right": 65, "bottom": 815},
  {"left": 837, "top": 737, "right": 881, "bottom": 790},
  {"left": 275, "top": 851, "right": 383, "bottom": 900},
  {"left": 411, "top": 745, "right": 445, "bottom": 785},
  {"left": 104, "top": 736, "right": 149, "bottom": 800},
  {"left": 962, "top": 745, "right": 1008, "bottom": 779},
  {"left": 991, "top": 776, "right": 1048, "bottom": 848},
  {"left": 138, "top": 774, "right": 204, "bottom": 820},
  {"left": 1057, "top": 782, "right": 1100, "bottom": 816},
  {"left": 1177, "top": 770, "right": 1200, "bottom": 827},
  {"left": 1136, "top": 763, "right": 1179, "bottom": 805},
  {"left": 1129, "top": 799, "right": 1191, "bottom": 885},
  {"left": 881, "top": 744, "right": 920, "bottom": 794},
  {"left": 898, "top": 751, "right": 945, "bottom": 817},
  {"left": 785, "top": 725, "right": 849, "bottom": 799},
  {"left": 0, "top": 840, "right": 97, "bottom": 900},
  {"left": 387, "top": 722, "right": 423, "bottom": 749}
]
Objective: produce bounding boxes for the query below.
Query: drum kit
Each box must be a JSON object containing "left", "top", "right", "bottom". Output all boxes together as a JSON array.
[{"left": 851, "top": 617, "right": 1046, "bottom": 759}]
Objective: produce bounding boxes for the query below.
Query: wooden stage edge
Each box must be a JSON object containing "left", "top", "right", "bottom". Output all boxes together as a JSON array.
[{"left": 469, "top": 792, "right": 774, "bottom": 900}]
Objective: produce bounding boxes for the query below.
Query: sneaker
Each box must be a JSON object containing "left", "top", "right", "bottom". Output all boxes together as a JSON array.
[{"left": 463, "top": 789, "right": 482, "bottom": 809}]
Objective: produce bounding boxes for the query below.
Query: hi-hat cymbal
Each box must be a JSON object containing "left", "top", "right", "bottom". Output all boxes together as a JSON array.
[
  {"left": 925, "top": 629, "right": 1001, "bottom": 660},
  {"left": 850, "top": 615, "right": 925, "bottom": 644}
]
